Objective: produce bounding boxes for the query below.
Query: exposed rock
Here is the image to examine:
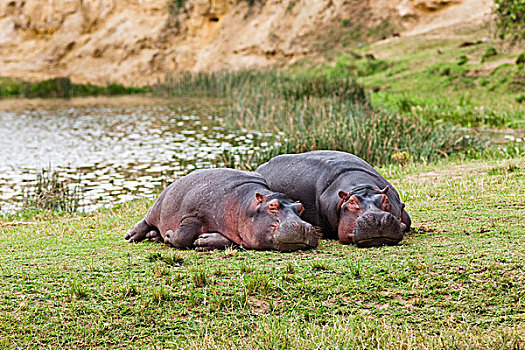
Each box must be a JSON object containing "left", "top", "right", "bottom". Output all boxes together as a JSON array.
[
  {"left": 411, "top": 0, "right": 460, "bottom": 12},
  {"left": 0, "top": 0, "right": 494, "bottom": 85}
]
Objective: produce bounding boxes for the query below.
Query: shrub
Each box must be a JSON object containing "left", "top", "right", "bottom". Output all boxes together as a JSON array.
[
  {"left": 457, "top": 55, "right": 469, "bottom": 65},
  {"left": 517, "top": 52, "right": 525, "bottom": 65},
  {"left": 494, "top": 0, "right": 524, "bottom": 43},
  {"left": 481, "top": 47, "right": 498, "bottom": 62},
  {"left": 0, "top": 77, "right": 147, "bottom": 98}
]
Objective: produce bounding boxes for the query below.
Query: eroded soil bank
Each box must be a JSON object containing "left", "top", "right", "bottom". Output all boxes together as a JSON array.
[{"left": 0, "top": 0, "right": 493, "bottom": 85}]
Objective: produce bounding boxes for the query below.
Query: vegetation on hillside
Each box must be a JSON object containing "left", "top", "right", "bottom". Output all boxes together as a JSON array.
[
  {"left": 494, "top": 0, "right": 525, "bottom": 42},
  {"left": 302, "top": 36, "right": 524, "bottom": 128}
]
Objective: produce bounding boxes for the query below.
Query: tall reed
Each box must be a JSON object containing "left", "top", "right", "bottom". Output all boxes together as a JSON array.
[
  {"left": 23, "top": 168, "right": 83, "bottom": 213},
  {"left": 156, "top": 70, "right": 485, "bottom": 167},
  {"left": 154, "top": 71, "right": 368, "bottom": 105}
]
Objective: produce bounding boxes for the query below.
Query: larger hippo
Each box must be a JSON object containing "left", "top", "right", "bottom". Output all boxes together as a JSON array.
[
  {"left": 256, "top": 151, "right": 411, "bottom": 247},
  {"left": 125, "top": 168, "right": 320, "bottom": 251}
]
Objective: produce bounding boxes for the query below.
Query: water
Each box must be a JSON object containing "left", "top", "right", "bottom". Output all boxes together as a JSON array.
[{"left": 0, "top": 96, "right": 271, "bottom": 214}]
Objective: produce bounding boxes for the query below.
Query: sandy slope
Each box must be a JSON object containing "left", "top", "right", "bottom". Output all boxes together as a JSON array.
[{"left": 0, "top": 0, "right": 494, "bottom": 85}]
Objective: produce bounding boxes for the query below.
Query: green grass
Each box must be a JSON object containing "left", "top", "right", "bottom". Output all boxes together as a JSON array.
[
  {"left": 1, "top": 156, "right": 523, "bottom": 348},
  {"left": 300, "top": 34, "right": 525, "bottom": 128},
  {"left": 0, "top": 77, "right": 147, "bottom": 99}
]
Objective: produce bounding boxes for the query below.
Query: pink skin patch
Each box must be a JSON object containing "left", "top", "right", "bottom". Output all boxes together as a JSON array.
[{"left": 336, "top": 190, "right": 362, "bottom": 244}]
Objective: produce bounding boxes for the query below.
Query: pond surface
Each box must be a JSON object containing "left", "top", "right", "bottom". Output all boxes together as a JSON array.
[{"left": 0, "top": 96, "right": 271, "bottom": 214}]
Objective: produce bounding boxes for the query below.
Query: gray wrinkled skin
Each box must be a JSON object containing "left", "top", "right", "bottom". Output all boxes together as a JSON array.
[
  {"left": 256, "top": 151, "right": 411, "bottom": 247},
  {"left": 353, "top": 209, "right": 404, "bottom": 247},
  {"left": 125, "top": 168, "right": 320, "bottom": 251}
]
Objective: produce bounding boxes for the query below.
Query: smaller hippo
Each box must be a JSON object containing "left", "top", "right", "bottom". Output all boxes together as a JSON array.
[
  {"left": 125, "top": 168, "right": 320, "bottom": 251},
  {"left": 256, "top": 151, "right": 411, "bottom": 247}
]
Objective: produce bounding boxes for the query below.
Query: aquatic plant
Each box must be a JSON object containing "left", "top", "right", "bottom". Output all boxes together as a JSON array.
[
  {"left": 156, "top": 70, "right": 485, "bottom": 167},
  {"left": 154, "top": 70, "right": 368, "bottom": 105},
  {"left": 23, "top": 167, "right": 83, "bottom": 213},
  {"left": 216, "top": 108, "right": 485, "bottom": 170}
]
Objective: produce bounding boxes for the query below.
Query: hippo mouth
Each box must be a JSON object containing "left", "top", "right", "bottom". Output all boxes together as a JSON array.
[
  {"left": 352, "top": 212, "right": 404, "bottom": 248},
  {"left": 273, "top": 222, "right": 320, "bottom": 251}
]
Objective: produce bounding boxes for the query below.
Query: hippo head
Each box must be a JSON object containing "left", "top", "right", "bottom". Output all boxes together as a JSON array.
[
  {"left": 243, "top": 192, "right": 321, "bottom": 252},
  {"left": 336, "top": 186, "right": 406, "bottom": 247}
]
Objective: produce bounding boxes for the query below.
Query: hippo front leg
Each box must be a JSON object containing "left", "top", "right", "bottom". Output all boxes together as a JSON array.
[
  {"left": 165, "top": 217, "right": 203, "bottom": 249},
  {"left": 194, "top": 233, "right": 236, "bottom": 251}
]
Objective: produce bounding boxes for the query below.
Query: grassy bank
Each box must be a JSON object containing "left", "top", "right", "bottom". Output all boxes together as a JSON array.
[
  {"left": 0, "top": 77, "right": 146, "bottom": 99},
  {"left": 1, "top": 156, "right": 523, "bottom": 348},
  {"left": 302, "top": 32, "right": 525, "bottom": 128}
]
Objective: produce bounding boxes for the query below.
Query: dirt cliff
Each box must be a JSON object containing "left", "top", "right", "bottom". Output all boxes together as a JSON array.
[{"left": 0, "top": 0, "right": 493, "bottom": 85}]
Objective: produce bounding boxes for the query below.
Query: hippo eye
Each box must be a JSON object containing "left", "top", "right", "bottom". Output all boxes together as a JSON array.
[
  {"left": 267, "top": 199, "right": 280, "bottom": 213},
  {"left": 346, "top": 195, "right": 361, "bottom": 211}
]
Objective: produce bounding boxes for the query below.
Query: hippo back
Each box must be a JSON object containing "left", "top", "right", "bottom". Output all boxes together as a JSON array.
[
  {"left": 256, "top": 151, "right": 406, "bottom": 236},
  {"left": 144, "top": 168, "right": 269, "bottom": 240}
]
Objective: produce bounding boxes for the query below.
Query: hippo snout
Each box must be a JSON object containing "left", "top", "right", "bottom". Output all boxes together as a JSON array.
[
  {"left": 353, "top": 211, "right": 404, "bottom": 248},
  {"left": 273, "top": 221, "right": 320, "bottom": 252}
]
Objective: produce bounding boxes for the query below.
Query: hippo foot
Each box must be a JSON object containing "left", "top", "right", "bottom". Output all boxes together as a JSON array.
[
  {"left": 194, "top": 232, "right": 236, "bottom": 251},
  {"left": 125, "top": 219, "right": 153, "bottom": 243},
  {"left": 165, "top": 218, "right": 204, "bottom": 249},
  {"left": 146, "top": 230, "right": 164, "bottom": 243}
]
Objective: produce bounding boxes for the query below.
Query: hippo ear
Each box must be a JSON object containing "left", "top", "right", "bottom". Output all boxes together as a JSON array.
[
  {"left": 379, "top": 186, "right": 389, "bottom": 194},
  {"left": 381, "top": 194, "right": 391, "bottom": 212},
  {"left": 293, "top": 202, "right": 305, "bottom": 215},
  {"left": 255, "top": 192, "right": 265, "bottom": 203},
  {"left": 338, "top": 190, "right": 349, "bottom": 200}
]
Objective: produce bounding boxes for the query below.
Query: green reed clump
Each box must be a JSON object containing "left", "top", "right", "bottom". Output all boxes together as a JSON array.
[
  {"left": 224, "top": 95, "right": 485, "bottom": 166},
  {"left": 23, "top": 168, "right": 83, "bottom": 213},
  {"left": 157, "top": 70, "right": 485, "bottom": 167},
  {"left": 147, "top": 251, "right": 184, "bottom": 266},
  {"left": 0, "top": 77, "right": 147, "bottom": 99},
  {"left": 154, "top": 71, "right": 368, "bottom": 104}
]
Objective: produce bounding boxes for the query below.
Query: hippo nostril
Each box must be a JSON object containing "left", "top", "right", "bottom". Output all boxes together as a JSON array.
[
  {"left": 365, "top": 214, "right": 377, "bottom": 226},
  {"left": 301, "top": 225, "right": 309, "bottom": 235},
  {"left": 381, "top": 214, "right": 398, "bottom": 228}
]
